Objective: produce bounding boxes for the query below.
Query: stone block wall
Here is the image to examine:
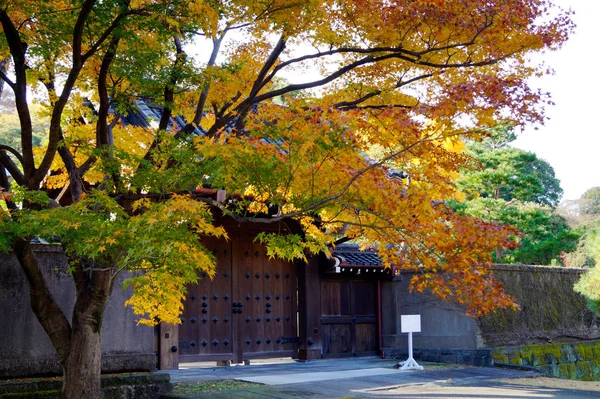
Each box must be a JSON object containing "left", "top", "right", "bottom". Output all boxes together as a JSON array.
[
  {"left": 0, "top": 244, "right": 155, "bottom": 378},
  {"left": 491, "top": 341, "right": 600, "bottom": 380}
]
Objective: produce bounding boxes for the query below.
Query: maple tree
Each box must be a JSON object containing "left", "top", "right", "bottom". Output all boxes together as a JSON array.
[{"left": 0, "top": 0, "right": 572, "bottom": 397}]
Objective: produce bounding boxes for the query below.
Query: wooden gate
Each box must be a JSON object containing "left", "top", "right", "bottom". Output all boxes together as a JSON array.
[
  {"left": 320, "top": 279, "right": 379, "bottom": 357},
  {"left": 178, "top": 235, "right": 298, "bottom": 363}
]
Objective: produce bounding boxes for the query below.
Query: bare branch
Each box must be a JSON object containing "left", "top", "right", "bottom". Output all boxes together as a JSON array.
[
  {"left": 0, "top": 10, "right": 35, "bottom": 183},
  {"left": 0, "top": 58, "right": 15, "bottom": 92},
  {"left": 0, "top": 144, "right": 25, "bottom": 166},
  {"left": 0, "top": 149, "right": 25, "bottom": 185},
  {"left": 333, "top": 73, "right": 434, "bottom": 110},
  {"left": 192, "top": 33, "right": 225, "bottom": 126}
]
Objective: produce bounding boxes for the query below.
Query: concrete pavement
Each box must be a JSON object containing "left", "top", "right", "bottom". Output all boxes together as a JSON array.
[{"left": 161, "top": 357, "right": 600, "bottom": 398}]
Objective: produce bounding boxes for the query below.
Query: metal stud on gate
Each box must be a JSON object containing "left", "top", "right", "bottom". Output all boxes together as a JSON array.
[
  {"left": 201, "top": 339, "right": 208, "bottom": 347},
  {"left": 212, "top": 339, "right": 219, "bottom": 346}
]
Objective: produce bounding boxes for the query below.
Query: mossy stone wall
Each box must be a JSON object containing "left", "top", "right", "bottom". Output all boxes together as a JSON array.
[
  {"left": 491, "top": 341, "right": 600, "bottom": 380},
  {"left": 0, "top": 373, "right": 171, "bottom": 398},
  {"left": 477, "top": 264, "right": 600, "bottom": 347}
]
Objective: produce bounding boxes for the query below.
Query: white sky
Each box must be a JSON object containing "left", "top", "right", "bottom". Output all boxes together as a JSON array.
[{"left": 513, "top": 0, "right": 599, "bottom": 201}]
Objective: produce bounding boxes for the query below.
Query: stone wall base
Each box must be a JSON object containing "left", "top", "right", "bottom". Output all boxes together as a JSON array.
[
  {"left": 0, "top": 353, "right": 156, "bottom": 379},
  {"left": 384, "top": 348, "right": 493, "bottom": 367},
  {"left": 491, "top": 340, "right": 600, "bottom": 381},
  {"left": 0, "top": 373, "right": 170, "bottom": 399}
]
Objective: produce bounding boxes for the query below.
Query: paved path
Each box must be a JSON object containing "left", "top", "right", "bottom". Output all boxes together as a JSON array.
[{"left": 161, "top": 357, "right": 600, "bottom": 399}]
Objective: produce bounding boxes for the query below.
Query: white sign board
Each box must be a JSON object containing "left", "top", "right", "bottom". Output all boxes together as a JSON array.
[{"left": 401, "top": 314, "right": 421, "bottom": 333}]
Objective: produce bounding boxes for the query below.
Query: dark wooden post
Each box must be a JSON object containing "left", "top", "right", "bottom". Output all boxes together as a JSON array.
[
  {"left": 159, "top": 322, "right": 179, "bottom": 370},
  {"left": 297, "top": 255, "right": 322, "bottom": 360}
]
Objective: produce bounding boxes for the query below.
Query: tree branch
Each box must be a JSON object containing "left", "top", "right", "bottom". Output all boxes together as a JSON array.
[
  {"left": 192, "top": 33, "right": 225, "bottom": 126},
  {"left": 96, "top": 36, "right": 121, "bottom": 147},
  {"left": 13, "top": 241, "right": 72, "bottom": 366},
  {"left": 82, "top": 7, "right": 146, "bottom": 62},
  {"left": 0, "top": 11, "right": 35, "bottom": 183},
  {"left": 333, "top": 73, "right": 434, "bottom": 110},
  {"left": 0, "top": 149, "right": 25, "bottom": 185},
  {"left": 0, "top": 144, "right": 25, "bottom": 167},
  {"left": 159, "top": 36, "right": 186, "bottom": 131},
  {"left": 0, "top": 57, "right": 15, "bottom": 92}
]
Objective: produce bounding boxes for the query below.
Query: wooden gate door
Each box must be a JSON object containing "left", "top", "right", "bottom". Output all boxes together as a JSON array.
[
  {"left": 178, "top": 236, "right": 297, "bottom": 364},
  {"left": 233, "top": 237, "right": 298, "bottom": 362},
  {"left": 320, "top": 279, "right": 378, "bottom": 357},
  {"left": 179, "top": 237, "right": 234, "bottom": 362}
]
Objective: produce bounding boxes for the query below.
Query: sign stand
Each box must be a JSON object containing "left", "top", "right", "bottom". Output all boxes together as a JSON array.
[{"left": 396, "top": 314, "right": 423, "bottom": 371}]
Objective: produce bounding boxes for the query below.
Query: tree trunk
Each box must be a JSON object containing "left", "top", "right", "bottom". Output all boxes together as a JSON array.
[
  {"left": 61, "top": 315, "right": 103, "bottom": 399},
  {"left": 61, "top": 268, "right": 114, "bottom": 399}
]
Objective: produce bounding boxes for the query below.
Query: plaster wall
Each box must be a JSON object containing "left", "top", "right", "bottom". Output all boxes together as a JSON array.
[
  {"left": 0, "top": 244, "right": 154, "bottom": 378},
  {"left": 382, "top": 264, "right": 600, "bottom": 363}
]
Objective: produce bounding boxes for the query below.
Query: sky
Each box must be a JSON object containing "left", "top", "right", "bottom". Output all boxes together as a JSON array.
[{"left": 513, "top": 0, "right": 599, "bottom": 201}]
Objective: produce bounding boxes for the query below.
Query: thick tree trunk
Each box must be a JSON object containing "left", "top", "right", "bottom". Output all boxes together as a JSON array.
[
  {"left": 61, "top": 267, "right": 114, "bottom": 399},
  {"left": 61, "top": 311, "right": 104, "bottom": 398},
  {"left": 15, "top": 240, "right": 114, "bottom": 399}
]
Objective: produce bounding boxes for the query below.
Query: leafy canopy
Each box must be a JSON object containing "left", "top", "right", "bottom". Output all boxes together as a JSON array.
[
  {"left": 452, "top": 127, "right": 577, "bottom": 265},
  {"left": 0, "top": 0, "right": 573, "bottom": 319}
]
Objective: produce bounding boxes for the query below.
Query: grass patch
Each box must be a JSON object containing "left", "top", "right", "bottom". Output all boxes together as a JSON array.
[{"left": 172, "top": 380, "right": 261, "bottom": 394}]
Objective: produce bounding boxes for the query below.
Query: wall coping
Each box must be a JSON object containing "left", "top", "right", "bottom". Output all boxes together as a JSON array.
[
  {"left": 491, "top": 263, "right": 589, "bottom": 274},
  {"left": 3, "top": 242, "right": 64, "bottom": 255}
]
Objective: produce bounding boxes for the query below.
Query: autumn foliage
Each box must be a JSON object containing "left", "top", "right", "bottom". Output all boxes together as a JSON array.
[{"left": 0, "top": 1, "right": 573, "bottom": 395}]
